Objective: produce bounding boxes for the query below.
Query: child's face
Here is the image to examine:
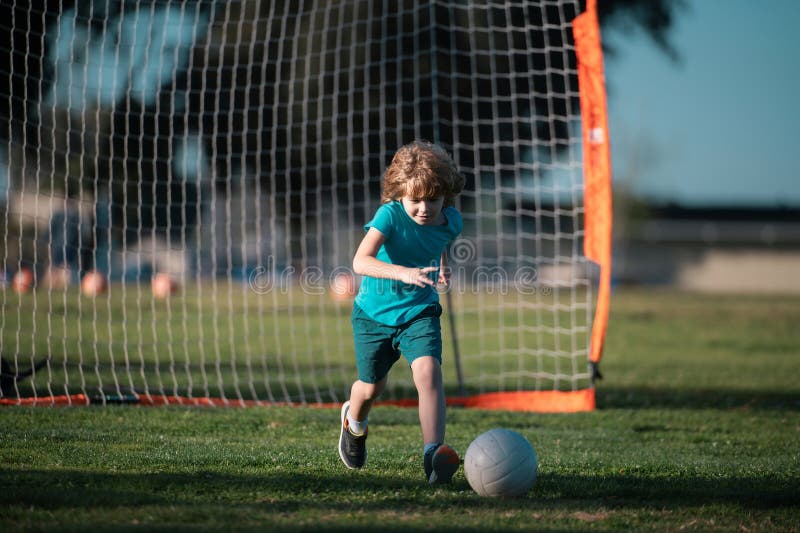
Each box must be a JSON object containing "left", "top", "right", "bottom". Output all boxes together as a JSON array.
[{"left": 401, "top": 196, "right": 445, "bottom": 226}]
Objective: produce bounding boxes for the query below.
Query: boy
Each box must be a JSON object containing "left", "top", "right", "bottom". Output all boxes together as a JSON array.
[{"left": 338, "top": 140, "right": 465, "bottom": 484}]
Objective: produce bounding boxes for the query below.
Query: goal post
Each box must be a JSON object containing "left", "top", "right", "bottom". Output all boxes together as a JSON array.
[{"left": 0, "top": 0, "right": 611, "bottom": 412}]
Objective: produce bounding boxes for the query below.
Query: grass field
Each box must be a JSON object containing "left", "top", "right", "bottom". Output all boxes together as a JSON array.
[
  {"left": 2, "top": 288, "right": 799, "bottom": 531},
  {"left": 1, "top": 282, "right": 594, "bottom": 402}
]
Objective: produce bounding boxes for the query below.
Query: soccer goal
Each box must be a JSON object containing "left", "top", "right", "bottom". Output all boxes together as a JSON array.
[{"left": 0, "top": 0, "right": 611, "bottom": 411}]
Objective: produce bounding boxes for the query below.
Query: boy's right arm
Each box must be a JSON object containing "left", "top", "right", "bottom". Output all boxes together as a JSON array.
[{"left": 353, "top": 227, "right": 436, "bottom": 288}]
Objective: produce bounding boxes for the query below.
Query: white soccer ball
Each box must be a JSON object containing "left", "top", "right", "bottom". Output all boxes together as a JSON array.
[{"left": 464, "top": 428, "right": 538, "bottom": 497}]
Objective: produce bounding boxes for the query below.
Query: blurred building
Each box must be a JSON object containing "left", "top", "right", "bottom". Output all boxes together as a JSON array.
[{"left": 615, "top": 205, "right": 800, "bottom": 293}]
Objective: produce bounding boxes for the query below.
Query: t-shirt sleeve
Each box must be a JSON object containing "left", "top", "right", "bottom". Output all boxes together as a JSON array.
[
  {"left": 446, "top": 207, "right": 464, "bottom": 240},
  {"left": 364, "top": 203, "right": 394, "bottom": 239}
]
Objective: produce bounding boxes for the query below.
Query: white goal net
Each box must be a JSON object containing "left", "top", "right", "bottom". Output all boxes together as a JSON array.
[{"left": 0, "top": 0, "right": 610, "bottom": 410}]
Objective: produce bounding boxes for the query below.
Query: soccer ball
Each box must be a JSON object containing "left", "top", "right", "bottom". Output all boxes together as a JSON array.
[
  {"left": 81, "top": 270, "right": 107, "bottom": 296},
  {"left": 12, "top": 267, "right": 34, "bottom": 294},
  {"left": 464, "top": 428, "right": 538, "bottom": 497},
  {"left": 152, "top": 272, "right": 178, "bottom": 298}
]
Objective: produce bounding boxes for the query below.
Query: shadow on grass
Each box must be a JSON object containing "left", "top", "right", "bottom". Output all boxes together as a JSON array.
[
  {"left": 596, "top": 385, "right": 800, "bottom": 411},
  {"left": 4, "top": 468, "right": 797, "bottom": 513}
]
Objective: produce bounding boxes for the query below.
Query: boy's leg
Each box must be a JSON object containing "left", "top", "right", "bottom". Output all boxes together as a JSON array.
[
  {"left": 411, "top": 356, "right": 459, "bottom": 484},
  {"left": 349, "top": 377, "right": 387, "bottom": 424},
  {"left": 398, "top": 304, "right": 458, "bottom": 484},
  {"left": 410, "top": 356, "right": 445, "bottom": 444},
  {"left": 342, "top": 303, "right": 399, "bottom": 468}
]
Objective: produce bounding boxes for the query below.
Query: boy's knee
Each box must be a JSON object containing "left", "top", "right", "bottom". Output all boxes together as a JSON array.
[
  {"left": 411, "top": 356, "right": 442, "bottom": 387},
  {"left": 356, "top": 378, "right": 386, "bottom": 400}
]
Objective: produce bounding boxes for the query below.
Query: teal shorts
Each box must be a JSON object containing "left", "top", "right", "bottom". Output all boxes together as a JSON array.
[{"left": 351, "top": 302, "right": 443, "bottom": 384}]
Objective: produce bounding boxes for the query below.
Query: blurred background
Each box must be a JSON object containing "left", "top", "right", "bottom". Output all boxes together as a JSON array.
[
  {"left": 1, "top": 0, "right": 798, "bottom": 293},
  {"left": 605, "top": 0, "right": 800, "bottom": 293}
]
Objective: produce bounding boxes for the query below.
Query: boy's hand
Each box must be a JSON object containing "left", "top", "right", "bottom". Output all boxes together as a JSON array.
[
  {"left": 401, "top": 266, "right": 437, "bottom": 287},
  {"left": 437, "top": 266, "right": 451, "bottom": 288}
]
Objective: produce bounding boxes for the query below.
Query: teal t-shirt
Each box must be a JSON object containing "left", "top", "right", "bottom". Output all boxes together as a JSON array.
[{"left": 355, "top": 201, "right": 463, "bottom": 326}]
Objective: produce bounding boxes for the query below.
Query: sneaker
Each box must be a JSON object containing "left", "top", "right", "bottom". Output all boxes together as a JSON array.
[
  {"left": 338, "top": 401, "right": 367, "bottom": 469},
  {"left": 423, "top": 443, "right": 460, "bottom": 484}
]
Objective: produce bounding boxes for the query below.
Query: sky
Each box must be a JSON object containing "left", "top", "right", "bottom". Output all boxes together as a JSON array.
[{"left": 604, "top": 0, "right": 800, "bottom": 207}]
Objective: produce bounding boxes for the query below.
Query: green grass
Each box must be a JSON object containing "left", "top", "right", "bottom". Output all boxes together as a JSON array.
[
  {"left": 2, "top": 288, "right": 800, "bottom": 531},
  {"left": 2, "top": 283, "right": 592, "bottom": 401}
]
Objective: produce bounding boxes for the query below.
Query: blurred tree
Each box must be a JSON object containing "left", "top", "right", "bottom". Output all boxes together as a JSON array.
[{"left": 597, "top": 0, "right": 686, "bottom": 61}]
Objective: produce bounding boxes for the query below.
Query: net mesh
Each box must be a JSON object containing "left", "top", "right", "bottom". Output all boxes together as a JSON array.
[{"left": 1, "top": 0, "right": 595, "bottom": 406}]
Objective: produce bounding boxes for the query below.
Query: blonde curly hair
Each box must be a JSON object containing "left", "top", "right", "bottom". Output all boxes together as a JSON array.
[{"left": 381, "top": 141, "right": 465, "bottom": 207}]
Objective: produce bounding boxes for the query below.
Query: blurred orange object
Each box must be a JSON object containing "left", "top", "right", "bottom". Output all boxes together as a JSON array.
[
  {"left": 12, "top": 267, "right": 34, "bottom": 294},
  {"left": 329, "top": 272, "right": 357, "bottom": 302},
  {"left": 81, "top": 270, "right": 107, "bottom": 296},
  {"left": 43, "top": 265, "right": 71, "bottom": 290},
  {"left": 151, "top": 272, "right": 178, "bottom": 299}
]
